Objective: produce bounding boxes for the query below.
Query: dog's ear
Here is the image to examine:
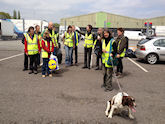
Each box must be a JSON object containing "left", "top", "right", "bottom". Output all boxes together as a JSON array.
[{"left": 122, "top": 96, "right": 128, "bottom": 106}]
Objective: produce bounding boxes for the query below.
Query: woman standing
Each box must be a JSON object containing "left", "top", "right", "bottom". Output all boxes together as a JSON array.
[
  {"left": 101, "top": 29, "right": 117, "bottom": 92},
  {"left": 63, "top": 25, "right": 75, "bottom": 66}
]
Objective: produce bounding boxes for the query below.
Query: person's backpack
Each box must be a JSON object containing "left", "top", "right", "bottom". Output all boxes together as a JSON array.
[{"left": 125, "top": 49, "right": 136, "bottom": 58}]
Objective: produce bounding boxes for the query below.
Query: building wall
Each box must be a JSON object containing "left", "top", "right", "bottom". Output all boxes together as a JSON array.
[
  {"left": 60, "top": 12, "right": 165, "bottom": 29},
  {"left": 60, "top": 13, "right": 96, "bottom": 28}
]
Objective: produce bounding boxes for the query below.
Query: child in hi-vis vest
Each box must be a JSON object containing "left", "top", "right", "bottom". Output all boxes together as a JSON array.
[{"left": 41, "top": 30, "right": 54, "bottom": 78}]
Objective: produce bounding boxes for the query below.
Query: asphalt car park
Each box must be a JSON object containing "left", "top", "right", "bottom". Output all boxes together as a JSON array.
[{"left": 0, "top": 40, "right": 164, "bottom": 124}]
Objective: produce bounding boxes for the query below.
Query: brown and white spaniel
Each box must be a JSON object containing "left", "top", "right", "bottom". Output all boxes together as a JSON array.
[{"left": 105, "top": 92, "right": 136, "bottom": 119}]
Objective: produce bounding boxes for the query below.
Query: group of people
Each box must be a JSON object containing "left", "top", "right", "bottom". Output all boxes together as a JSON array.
[
  {"left": 22, "top": 22, "right": 127, "bottom": 92},
  {"left": 22, "top": 22, "right": 59, "bottom": 77},
  {"left": 62, "top": 25, "right": 127, "bottom": 92}
]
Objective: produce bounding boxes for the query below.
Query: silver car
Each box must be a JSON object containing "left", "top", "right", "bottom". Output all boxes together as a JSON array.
[{"left": 135, "top": 37, "right": 165, "bottom": 64}]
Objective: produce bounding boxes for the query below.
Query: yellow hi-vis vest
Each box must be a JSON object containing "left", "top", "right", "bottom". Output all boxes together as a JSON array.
[
  {"left": 24, "top": 33, "right": 39, "bottom": 55},
  {"left": 45, "top": 28, "right": 58, "bottom": 48},
  {"left": 52, "top": 31, "right": 59, "bottom": 47},
  {"left": 117, "top": 37, "right": 126, "bottom": 57},
  {"left": 84, "top": 33, "right": 93, "bottom": 48},
  {"left": 102, "top": 39, "right": 115, "bottom": 68},
  {"left": 41, "top": 40, "right": 53, "bottom": 58},
  {"left": 74, "top": 32, "right": 79, "bottom": 46},
  {"left": 64, "top": 32, "right": 74, "bottom": 47},
  {"left": 37, "top": 34, "right": 42, "bottom": 47}
]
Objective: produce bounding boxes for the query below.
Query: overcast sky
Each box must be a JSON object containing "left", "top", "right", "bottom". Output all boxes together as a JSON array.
[{"left": 0, "top": 0, "right": 165, "bottom": 23}]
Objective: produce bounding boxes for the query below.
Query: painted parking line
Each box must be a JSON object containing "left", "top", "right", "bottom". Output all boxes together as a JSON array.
[
  {"left": 0, "top": 53, "right": 24, "bottom": 62},
  {"left": 127, "top": 57, "right": 149, "bottom": 73}
]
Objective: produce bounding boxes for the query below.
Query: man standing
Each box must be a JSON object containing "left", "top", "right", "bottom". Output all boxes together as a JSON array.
[
  {"left": 52, "top": 25, "right": 59, "bottom": 56},
  {"left": 72, "top": 25, "right": 79, "bottom": 65},
  {"left": 77, "top": 25, "right": 96, "bottom": 69},
  {"left": 93, "top": 28, "right": 103, "bottom": 70},
  {"left": 115, "top": 28, "right": 127, "bottom": 77},
  {"left": 22, "top": 32, "right": 29, "bottom": 71},
  {"left": 35, "top": 25, "right": 42, "bottom": 66},
  {"left": 24, "top": 26, "right": 41, "bottom": 74},
  {"left": 42, "top": 22, "right": 58, "bottom": 53}
]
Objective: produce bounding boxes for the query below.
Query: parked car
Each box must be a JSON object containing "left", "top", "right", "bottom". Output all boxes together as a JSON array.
[{"left": 135, "top": 37, "right": 165, "bottom": 64}]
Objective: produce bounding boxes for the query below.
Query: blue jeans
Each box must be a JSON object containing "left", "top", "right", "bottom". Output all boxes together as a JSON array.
[
  {"left": 64, "top": 45, "right": 73, "bottom": 65},
  {"left": 42, "top": 58, "right": 50, "bottom": 75}
]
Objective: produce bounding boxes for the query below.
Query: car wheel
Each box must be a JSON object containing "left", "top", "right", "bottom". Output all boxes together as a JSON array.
[{"left": 146, "top": 54, "right": 158, "bottom": 64}]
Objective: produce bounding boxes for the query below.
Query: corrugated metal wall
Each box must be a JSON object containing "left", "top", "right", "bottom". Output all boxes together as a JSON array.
[{"left": 60, "top": 12, "right": 165, "bottom": 28}]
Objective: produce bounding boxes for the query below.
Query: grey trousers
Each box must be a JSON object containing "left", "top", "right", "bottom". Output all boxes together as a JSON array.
[{"left": 103, "top": 65, "right": 113, "bottom": 90}]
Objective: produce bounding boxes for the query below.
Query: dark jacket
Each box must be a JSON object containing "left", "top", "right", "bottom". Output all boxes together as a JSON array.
[{"left": 115, "top": 34, "right": 127, "bottom": 54}]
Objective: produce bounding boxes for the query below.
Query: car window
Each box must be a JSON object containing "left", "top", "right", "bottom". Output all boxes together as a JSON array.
[
  {"left": 154, "top": 39, "right": 165, "bottom": 47},
  {"left": 159, "top": 39, "right": 165, "bottom": 47},
  {"left": 138, "top": 39, "right": 149, "bottom": 44},
  {"left": 153, "top": 40, "right": 160, "bottom": 46}
]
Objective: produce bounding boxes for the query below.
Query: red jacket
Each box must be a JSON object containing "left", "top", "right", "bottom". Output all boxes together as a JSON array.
[
  {"left": 24, "top": 34, "right": 41, "bottom": 54},
  {"left": 41, "top": 39, "right": 54, "bottom": 58}
]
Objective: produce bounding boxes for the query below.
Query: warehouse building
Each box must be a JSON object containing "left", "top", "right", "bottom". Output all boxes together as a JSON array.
[{"left": 60, "top": 11, "right": 165, "bottom": 30}]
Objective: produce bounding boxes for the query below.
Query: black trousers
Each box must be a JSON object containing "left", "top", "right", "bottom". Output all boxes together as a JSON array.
[
  {"left": 37, "top": 53, "right": 40, "bottom": 66},
  {"left": 29, "top": 54, "right": 38, "bottom": 71},
  {"left": 84, "top": 47, "right": 92, "bottom": 67},
  {"left": 24, "top": 52, "right": 28, "bottom": 69},
  {"left": 96, "top": 55, "right": 102, "bottom": 67},
  {"left": 72, "top": 46, "right": 78, "bottom": 64},
  {"left": 117, "top": 58, "right": 123, "bottom": 73}
]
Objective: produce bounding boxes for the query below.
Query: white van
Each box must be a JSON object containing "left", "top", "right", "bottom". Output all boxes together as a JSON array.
[
  {"left": 124, "top": 31, "right": 146, "bottom": 40},
  {"left": 59, "top": 26, "right": 80, "bottom": 39}
]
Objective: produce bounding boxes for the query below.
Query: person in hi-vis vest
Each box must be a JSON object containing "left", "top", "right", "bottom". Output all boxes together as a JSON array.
[
  {"left": 41, "top": 30, "right": 54, "bottom": 78},
  {"left": 102, "top": 29, "right": 117, "bottom": 92},
  {"left": 24, "top": 26, "right": 41, "bottom": 74},
  {"left": 115, "top": 28, "right": 127, "bottom": 77},
  {"left": 76, "top": 25, "right": 96, "bottom": 69},
  {"left": 72, "top": 25, "right": 79, "bottom": 65},
  {"left": 35, "top": 25, "right": 42, "bottom": 66},
  {"left": 63, "top": 25, "right": 75, "bottom": 66}
]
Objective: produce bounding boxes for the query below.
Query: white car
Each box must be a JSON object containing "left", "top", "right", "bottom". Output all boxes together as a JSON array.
[{"left": 135, "top": 37, "right": 165, "bottom": 64}]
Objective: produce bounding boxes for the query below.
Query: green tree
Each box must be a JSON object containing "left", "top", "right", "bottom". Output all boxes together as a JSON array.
[
  {"left": 13, "top": 10, "right": 17, "bottom": 19},
  {"left": 53, "top": 23, "right": 60, "bottom": 27},
  {"left": 0, "top": 12, "right": 11, "bottom": 19},
  {"left": 18, "top": 11, "right": 21, "bottom": 19}
]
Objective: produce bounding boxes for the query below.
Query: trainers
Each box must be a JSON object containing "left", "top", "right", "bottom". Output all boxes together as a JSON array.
[
  {"left": 82, "top": 66, "right": 88, "bottom": 69},
  {"left": 23, "top": 68, "right": 28, "bottom": 71},
  {"left": 95, "top": 67, "right": 99, "bottom": 70},
  {"left": 34, "top": 71, "right": 38, "bottom": 74},
  {"left": 29, "top": 70, "right": 33, "bottom": 74},
  {"left": 104, "top": 88, "right": 113, "bottom": 92},
  {"left": 42, "top": 75, "right": 46, "bottom": 78},
  {"left": 49, "top": 74, "right": 53, "bottom": 77},
  {"left": 101, "top": 84, "right": 106, "bottom": 88}
]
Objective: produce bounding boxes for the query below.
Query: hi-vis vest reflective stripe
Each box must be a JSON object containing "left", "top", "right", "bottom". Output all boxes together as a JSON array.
[
  {"left": 74, "top": 32, "right": 79, "bottom": 46},
  {"left": 42, "top": 40, "right": 53, "bottom": 58},
  {"left": 45, "top": 28, "right": 57, "bottom": 47},
  {"left": 117, "top": 38, "right": 126, "bottom": 57},
  {"left": 84, "top": 33, "right": 93, "bottom": 48},
  {"left": 54, "top": 33, "right": 59, "bottom": 47},
  {"left": 24, "top": 33, "right": 39, "bottom": 55},
  {"left": 37, "top": 34, "right": 42, "bottom": 47},
  {"left": 64, "top": 32, "right": 74, "bottom": 47},
  {"left": 102, "top": 39, "right": 115, "bottom": 68}
]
